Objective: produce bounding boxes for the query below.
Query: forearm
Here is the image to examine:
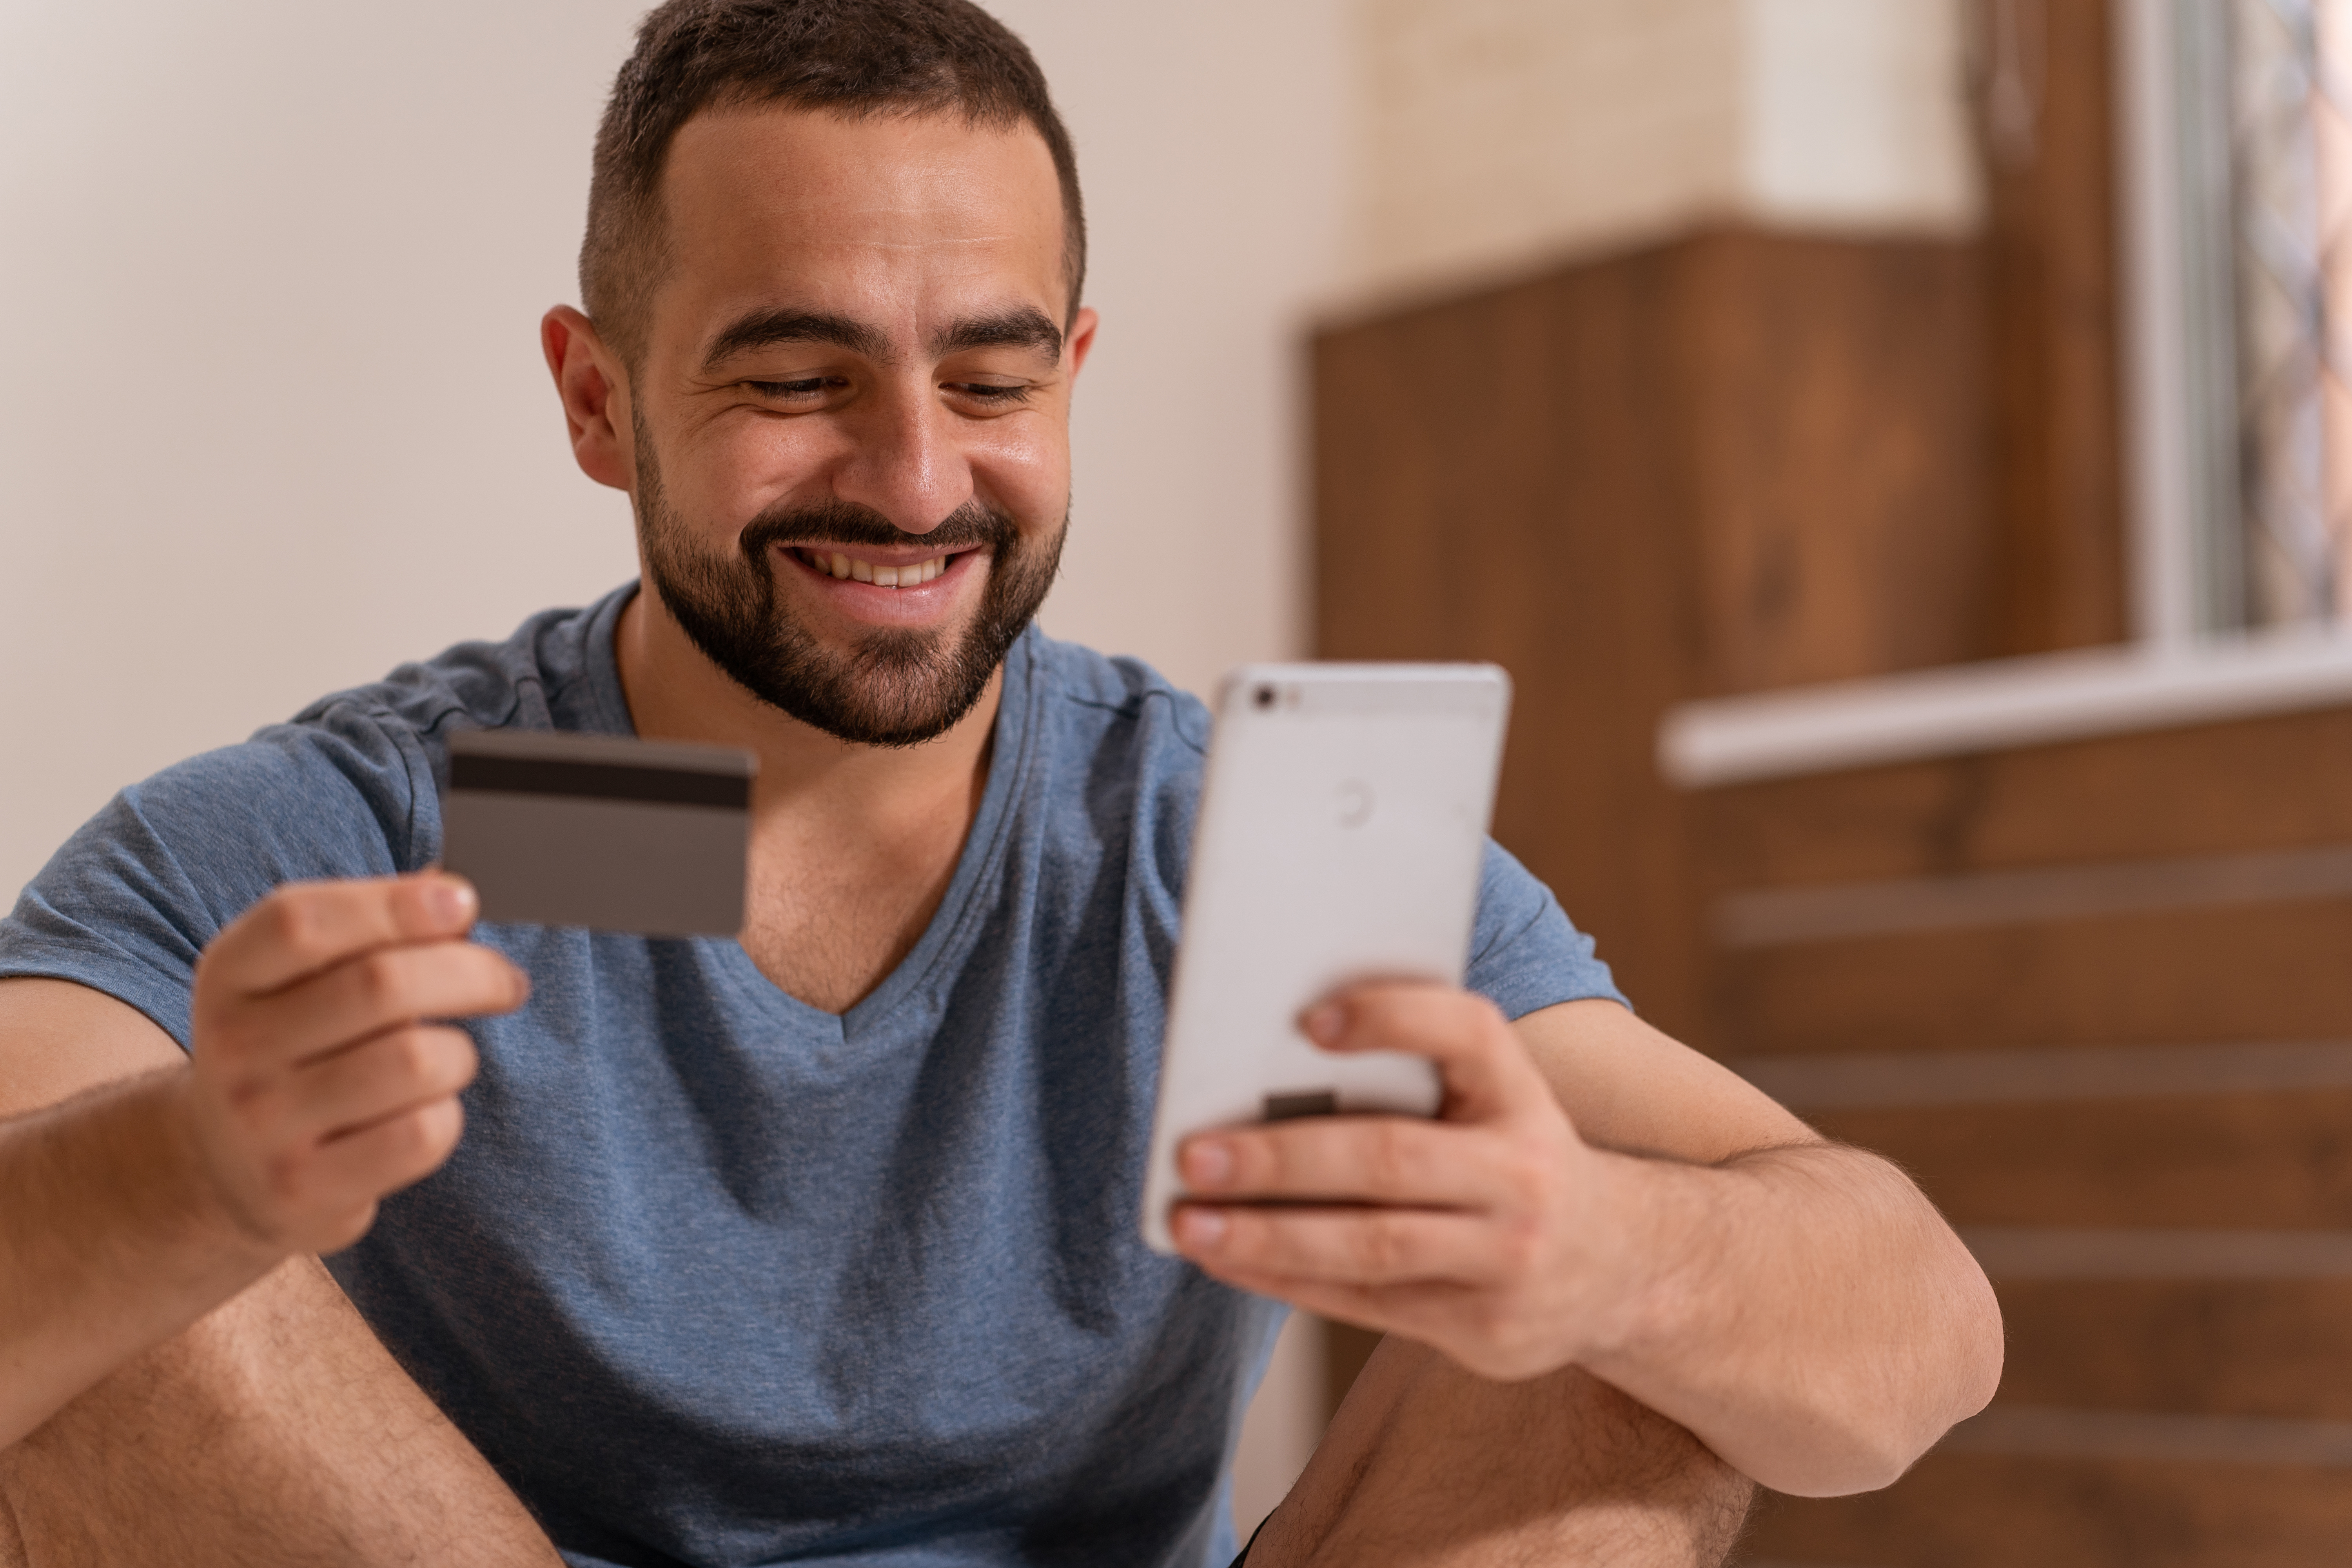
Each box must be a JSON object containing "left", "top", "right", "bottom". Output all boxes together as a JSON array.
[
  {"left": 1170, "top": 992, "right": 1997, "bottom": 1498},
  {"left": 0, "top": 1067, "right": 283, "bottom": 1448},
  {"left": 1578, "top": 1141, "right": 2002, "bottom": 1497}
]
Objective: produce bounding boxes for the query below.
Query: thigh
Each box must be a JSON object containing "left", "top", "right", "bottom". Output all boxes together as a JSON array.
[
  {"left": 1251, "top": 1334, "right": 1753, "bottom": 1568},
  {"left": 0, "top": 1254, "right": 560, "bottom": 1568}
]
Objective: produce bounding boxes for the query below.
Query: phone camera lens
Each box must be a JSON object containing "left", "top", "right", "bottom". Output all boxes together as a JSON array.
[{"left": 1254, "top": 686, "right": 1276, "bottom": 709}]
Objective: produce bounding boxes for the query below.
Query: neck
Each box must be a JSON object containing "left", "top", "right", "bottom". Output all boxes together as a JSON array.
[{"left": 610, "top": 582, "right": 1004, "bottom": 822}]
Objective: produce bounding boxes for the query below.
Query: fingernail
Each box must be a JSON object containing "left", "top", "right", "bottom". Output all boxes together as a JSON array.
[
  {"left": 1176, "top": 1207, "right": 1228, "bottom": 1249},
  {"left": 426, "top": 877, "right": 477, "bottom": 927},
  {"left": 1182, "top": 1138, "right": 1235, "bottom": 1188},
  {"left": 1303, "top": 1002, "right": 1345, "bottom": 1045}
]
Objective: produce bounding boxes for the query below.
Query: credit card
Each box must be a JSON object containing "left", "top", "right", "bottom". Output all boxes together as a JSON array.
[{"left": 440, "top": 730, "right": 757, "bottom": 936}]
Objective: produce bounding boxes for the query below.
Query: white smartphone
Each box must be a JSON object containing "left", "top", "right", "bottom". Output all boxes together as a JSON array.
[{"left": 1139, "top": 662, "right": 1512, "bottom": 1254}]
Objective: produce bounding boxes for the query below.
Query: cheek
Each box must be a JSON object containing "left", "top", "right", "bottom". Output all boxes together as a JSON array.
[
  {"left": 681, "top": 414, "right": 842, "bottom": 514},
  {"left": 968, "top": 421, "right": 1069, "bottom": 521}
]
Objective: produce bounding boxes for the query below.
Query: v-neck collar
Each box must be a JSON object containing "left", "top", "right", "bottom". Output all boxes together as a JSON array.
[{"left": 583, "top": 583, "right": 1044, "bottom": 1041}]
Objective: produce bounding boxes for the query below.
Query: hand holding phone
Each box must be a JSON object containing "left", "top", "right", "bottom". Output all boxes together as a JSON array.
[{"left": 1140, "top": 662, "right": 1510, "bottom": 1252}]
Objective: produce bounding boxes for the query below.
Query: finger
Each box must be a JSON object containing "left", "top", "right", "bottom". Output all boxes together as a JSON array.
[
  {"left": 305, "top": 1095, "right": 468, "bottom": 1209},
  {"left": 200, "top": 874, "right": 482, "bottom": 999},
  {"left": 1179, "top": 1116, "right": 1502, "bottom": 1208},
  {"left": 1303, "top": 982, "right": 1547, "bottom": 1123},
  {"left": 226, "top": 943, "right": 525, "bottom": 1072},
  {"left": 1171, "top": 1202, "right": 1500, "bottom": 1286},
  {"left": 239, "top": 1096, "right": 469, "bottom": 1254},
  {"left": 271, "top": 1025, "right": 479, "bottom": 1147}
]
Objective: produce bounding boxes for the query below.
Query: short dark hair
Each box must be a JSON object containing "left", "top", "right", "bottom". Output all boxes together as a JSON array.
[{"left": 582, "top": 0, "right": 1085, "bottom": 368}]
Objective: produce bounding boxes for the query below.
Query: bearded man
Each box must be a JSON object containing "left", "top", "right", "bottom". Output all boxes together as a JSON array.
[{"left": 0, "top": 2, "right": 2001, "bottom": 1565}]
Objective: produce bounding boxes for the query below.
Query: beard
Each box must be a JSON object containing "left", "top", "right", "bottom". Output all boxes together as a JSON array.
[{"left": 632, "top": 416, "right": 1064, "bottom": 748}]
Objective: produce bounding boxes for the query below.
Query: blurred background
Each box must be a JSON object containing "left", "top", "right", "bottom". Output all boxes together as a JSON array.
[{"left": 10, "top": 0, "right": 2352, "bottom": 1562}]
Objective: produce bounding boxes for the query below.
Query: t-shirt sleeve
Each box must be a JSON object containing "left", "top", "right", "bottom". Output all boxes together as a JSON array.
[
  {"left": 0, "top": 702, "right": 431, "bottom": 1049},
  {"left": 1464, "top": 840, "right": 1630, "bottom": 1019}
]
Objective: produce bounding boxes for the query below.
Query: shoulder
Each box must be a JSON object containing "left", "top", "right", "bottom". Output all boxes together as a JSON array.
[
  {"left": 1467, "top": 841, "right": 1630, "bottom": 1019},
  {"left": 1025, "top": 631, "right": 1212, "bottom": 758},
  {"left": 1020, "top": 631, "right": 1214, "bottom": 808},
  {"left": 218, "top": 590, "right": 626, "bottom": 862},
  {"left": 1013, "top": 630, "right": 1213, "bottom": 903},
  {"left": 291, "top": 591, "right": 627, "bottom": 762},
  {"left": 0, "top": 592, "right": 632, "bottom": 1040}
]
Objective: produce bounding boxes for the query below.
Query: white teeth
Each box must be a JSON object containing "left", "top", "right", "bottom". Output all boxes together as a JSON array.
[{"left": 815, "top": 552, "right": 948, "bottom": 586}]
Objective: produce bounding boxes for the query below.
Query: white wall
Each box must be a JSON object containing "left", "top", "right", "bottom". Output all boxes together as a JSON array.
[
  {"left": 1342, "top": 0, "right": 1980, "bottom": 308},
  {"left": 0, "top": 1, "right": 647, "bottom": 896},
  {"left": 995, "top": 0, "right": 1348, "bottom": 703},
  {"left": 1742, "top": 0, "right": 1982, "bottom": 230},
  {"left": 1352, "top": 0, "right": 1746, "bottom": 305}
]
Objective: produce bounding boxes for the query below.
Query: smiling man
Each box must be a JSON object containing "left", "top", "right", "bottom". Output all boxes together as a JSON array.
[{"left": 0, "top": 3, "right": 2000, "bottom": 1566}]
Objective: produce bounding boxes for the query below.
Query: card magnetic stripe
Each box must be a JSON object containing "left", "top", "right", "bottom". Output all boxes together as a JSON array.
[{"left": 449, "top": 755, "right": 750, "bottom": 810}]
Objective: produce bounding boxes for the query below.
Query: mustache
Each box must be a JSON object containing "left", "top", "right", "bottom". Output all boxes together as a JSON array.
[{"left": 738, "top": 497, "right": 1019, "bottom": 559}]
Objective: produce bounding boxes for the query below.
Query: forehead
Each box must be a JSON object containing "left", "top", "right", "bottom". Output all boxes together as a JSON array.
[{"left": 653, "top": 105, "right": 1067, "bottom": 348}]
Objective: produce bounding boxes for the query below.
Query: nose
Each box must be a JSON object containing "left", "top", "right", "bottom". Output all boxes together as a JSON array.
[{"left": 829, "top": 379, "right": 972, "bottom": 535}]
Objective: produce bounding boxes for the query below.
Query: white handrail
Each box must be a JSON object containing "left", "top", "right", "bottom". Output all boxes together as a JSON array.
[{"left": 1657, "top": 624, "right": 2352, "bottom": 788}]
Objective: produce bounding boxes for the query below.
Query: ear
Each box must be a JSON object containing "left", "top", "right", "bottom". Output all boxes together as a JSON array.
[
  {"left": 1063, "top": 306, "right": 1100, "bottom": 384},
  {"left": 542, "top": 306, "right": 633, "bottom": 492}
]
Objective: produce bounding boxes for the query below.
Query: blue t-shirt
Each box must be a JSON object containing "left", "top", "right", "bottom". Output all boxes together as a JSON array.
[{"left": 0, "top": 584, "right": 1624, "bottom": 1568}]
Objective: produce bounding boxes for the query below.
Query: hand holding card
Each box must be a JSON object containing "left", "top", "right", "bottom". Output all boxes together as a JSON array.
[{"left": 441, "top": 731, "right": 757, "bottom": 936}]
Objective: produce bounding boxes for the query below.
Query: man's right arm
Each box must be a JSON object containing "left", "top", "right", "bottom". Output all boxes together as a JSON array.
[
  {"left": 0, "top": 988, "right": 274, "bottom": 1446},
  {"left": 0, "top": 875, "right": 563, "bottom": 1565}
]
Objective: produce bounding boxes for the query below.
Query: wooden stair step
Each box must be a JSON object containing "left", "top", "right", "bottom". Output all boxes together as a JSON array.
[
  {"left": 1701, "top": 706, "right": 2352, "bottom": 891},
  {"left": 1717, "top": 901, "right": 2352, "bottom": 1055},
  {"left": 2000, "top": 1278, "right": 2352, "bottom": 1420},
  {"left": 1804, "top": 1091, "right": 2352, "bottom": 1227},
  {"left": 1742, "top": 1443, "right": 2352, "bottom": 1568}
]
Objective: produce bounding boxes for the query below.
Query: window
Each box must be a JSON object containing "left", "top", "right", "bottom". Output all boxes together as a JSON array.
[{"left": 2132, "top": 1, "right": 2352, "bottom": 634}]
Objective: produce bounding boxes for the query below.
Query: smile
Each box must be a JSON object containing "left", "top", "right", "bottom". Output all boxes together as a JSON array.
[{"left": 792, "top": 548, "right": 955, "bottom": 587}]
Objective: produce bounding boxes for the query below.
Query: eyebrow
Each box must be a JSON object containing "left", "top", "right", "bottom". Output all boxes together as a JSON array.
[
  {"left": 701, "top": 309, "right": 890, "bottom": 370},
  {"left": 928, "top": 307, "right": 1064, "bottom": 361},
  {"left": 699, "top": 303, "right": 1065, "bottom": 373}
]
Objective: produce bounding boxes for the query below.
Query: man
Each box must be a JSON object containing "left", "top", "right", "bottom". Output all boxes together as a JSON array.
[{"left": 0, "top": 2, "right": 2002, "bottom": 1564}]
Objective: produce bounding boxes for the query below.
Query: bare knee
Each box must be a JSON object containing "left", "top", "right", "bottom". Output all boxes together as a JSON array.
[
  {"left": 0, "top": 1258, "right": 557, "bottom": 1568},
  {"left": 1257, "top": 1335, "right": 1753, "bottom": 1567},
  {"left": 0, "top": 1316, "right": 254, "bottom": 1568}
]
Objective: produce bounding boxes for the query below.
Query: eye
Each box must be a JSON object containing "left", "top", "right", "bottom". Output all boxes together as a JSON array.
[
  {"left": 949, "top": 381, "right": 1032, "bottom": 405},
  {"left": 745, "top": 377, "right": 835, "bottom": 400}
]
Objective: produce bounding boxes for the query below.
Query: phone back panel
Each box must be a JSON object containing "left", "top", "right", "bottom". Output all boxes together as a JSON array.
[{"left": 1140, "top": 663, "right": 1510, "bottom": 1252}]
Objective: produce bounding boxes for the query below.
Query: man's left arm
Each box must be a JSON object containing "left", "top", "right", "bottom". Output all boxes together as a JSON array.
[{"left": 1170, "top": 987, "right": 2002, "bottom": 1498}]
